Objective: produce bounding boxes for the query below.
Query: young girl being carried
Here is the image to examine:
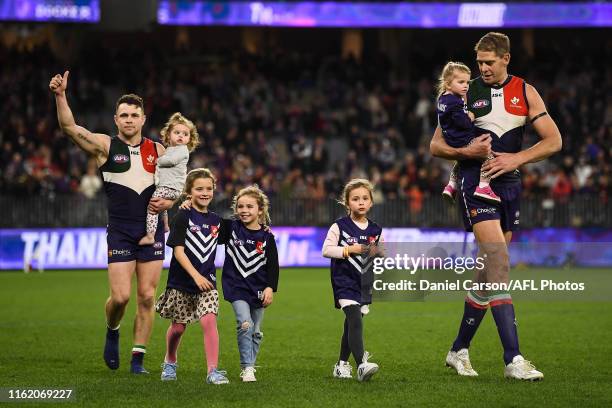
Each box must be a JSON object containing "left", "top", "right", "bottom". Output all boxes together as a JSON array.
[{"left": 140, "top": 112, "right": 199, "bottom": 245}]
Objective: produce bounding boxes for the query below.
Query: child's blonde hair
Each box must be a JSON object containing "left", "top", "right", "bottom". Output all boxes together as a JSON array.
[
  {"left": 160, "top": 112, "right": 200, "bottom": 152},
  {"left": 436, "top": 61, "right": 471, "bottom": 98},
  {"left": 338, "top": 178, "right": 374, "bottom": 216},
  {"left": 181, "top": 168, "right": 216, "bottom": 202},
  {"left": 232, "top": 185, "right": 271, "bottom": 226}
]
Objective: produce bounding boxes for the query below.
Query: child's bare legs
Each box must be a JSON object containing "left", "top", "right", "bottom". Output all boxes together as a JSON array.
[
  {"left": 139, "top": 211, "right": 158, "bottom": 245},
  {"left": 139, "top": 187, "right": 179, "bottom": 245},
  {"left": 442, "top": 161, "right": 459, "bottom": 203},
  {"left": 163, "top": 211, "right": 170, "bottom": 233}
]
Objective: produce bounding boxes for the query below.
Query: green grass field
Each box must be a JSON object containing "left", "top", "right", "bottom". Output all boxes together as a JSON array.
[{"left": 1, "top": 268, "right": 612, "bottom": 407}]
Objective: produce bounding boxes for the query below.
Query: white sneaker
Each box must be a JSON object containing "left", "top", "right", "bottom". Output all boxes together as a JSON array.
[
  {"left": 504, "top": 355, "right": 543, "bottom": 381},
  {"left": 240, "top": 366, "right": 257, "bottom": 382},
  {"left": 357, "top": 351, "right": 378, "bottom": 382},
  {"left": 445, "top": 349, "right": 478, "bottom": 376},
  {"left": 333, "top": 360, "right": 353, "bottom": 379}
]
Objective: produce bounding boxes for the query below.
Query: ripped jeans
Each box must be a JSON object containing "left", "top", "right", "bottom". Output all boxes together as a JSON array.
[{"left": 231, "top": 300, "right": 265, "bottom": 368}]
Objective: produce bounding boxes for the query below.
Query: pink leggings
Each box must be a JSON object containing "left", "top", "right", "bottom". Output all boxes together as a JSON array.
[{"left": 165, "top": 313, "right": 219, "bottom": 372}]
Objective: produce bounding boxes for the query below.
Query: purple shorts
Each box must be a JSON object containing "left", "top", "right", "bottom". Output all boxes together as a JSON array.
[
  {"left": 107, "top": 220, "right": 165, "bottom": 263},
  {"left": 458, "top": 179, "right": 521, "bottom": 233}
]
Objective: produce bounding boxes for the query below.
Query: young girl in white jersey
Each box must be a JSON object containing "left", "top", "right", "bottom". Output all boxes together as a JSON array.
[{"left": 322, "top": 178, "right": 383, "bottom": 382}]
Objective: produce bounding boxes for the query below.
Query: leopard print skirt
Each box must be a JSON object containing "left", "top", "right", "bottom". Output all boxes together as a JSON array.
[{"left": 155, "top": 288, "right": 219, "bottom": 324}]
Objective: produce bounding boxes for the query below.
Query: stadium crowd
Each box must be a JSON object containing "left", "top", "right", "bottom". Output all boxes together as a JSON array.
[{"left": 1, "top": 31, "right": 610, "bottom": 212}]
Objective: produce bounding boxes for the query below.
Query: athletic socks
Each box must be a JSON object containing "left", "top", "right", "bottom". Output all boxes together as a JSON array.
[
  {"left": 489, "top": 291, "right": 521, "bottom": 365},
  {"left": 165, "top": 322, "right": 186, "bottom": 364},
  {"left": 451, "top": 290, "right": 488, "bottom": 352},
  {"left": 103, "top": 326, "right": 120, "bottom": 370},
  {"left": 338, "top": 317, "right": 351, "bottom": 363},
  {"left": 131, "top": 345, "right": 147, "bottom": 366},
  {"left": 342, "top": 304, "right": 364, "bottom": 365}
]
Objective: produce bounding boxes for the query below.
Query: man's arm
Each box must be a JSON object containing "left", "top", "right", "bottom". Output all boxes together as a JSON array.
[
  {"left": 430, "top": 126, "right": 492, "bottom": 160},
  {"left": 49, "top": 71, "right": 110, "bottom": 164},
  {"left": 482, "top": 84, "right": 562, "bottom": 179}
]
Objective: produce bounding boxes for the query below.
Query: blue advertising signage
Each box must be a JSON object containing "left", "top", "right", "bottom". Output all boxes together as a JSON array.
[
  {"left": 157, "top": 2, "right": 612, "bottom": 28},
  {"left": 0, "top": 0, "right": 100, "bottom": 22},
  {"left": 1, "top": 227, "right": 611, "bottom": 270}
]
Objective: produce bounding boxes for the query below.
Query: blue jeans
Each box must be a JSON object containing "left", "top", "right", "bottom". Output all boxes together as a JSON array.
[{"left": 231, "top": 300, "right": 264, "bottom": 368}]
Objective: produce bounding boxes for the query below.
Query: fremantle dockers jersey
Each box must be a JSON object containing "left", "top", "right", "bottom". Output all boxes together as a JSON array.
[
  {"left": 166, "top": 209, "right": 222, "bottom": 294},
  {"left": 221, "top": 220, "right": 279, "bottom": 308},
  {"left": 99, "top": 137, "right": 159, "bottom": 225},
  {"left": 463, "top": 75, "right": 529, "bottom": 184},
  {"left": 330, "top": 216, "right": 382, "bottom": 307}
]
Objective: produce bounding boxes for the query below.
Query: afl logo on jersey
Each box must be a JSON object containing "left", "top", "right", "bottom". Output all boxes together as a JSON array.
[
  {"left": 346, "top": 237, "right": 358, "bottom": 245},
  {"left": 189, "top": 225, "right": 201, "bottom": 233},
  {"left": 113, "top": 154, "right": 129, "bottom": 164},
  {"left": 153, "top": 242, "right": 163, "bottom": 249},
  {"left": 472, "top": 99, "right": 489, "bottom": 109}
]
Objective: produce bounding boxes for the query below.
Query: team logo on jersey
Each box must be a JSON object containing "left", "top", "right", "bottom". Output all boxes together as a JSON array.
[
  {"left": 472, "top": 99, "right": 489, "bottom": 109},
  {"left": 368, "top": 236, "right": 377, "bottom": 244},
  {"left": 153, "top": 242, "right": 163, "bottom": 249},
  {"left": 210, "top": 225, "right": 219, "bottom": 237},
  {"left": 147, "top": 155, "right": 155, "bottom": 164},
  {"left": 190, "top": 225, "right": 201, "bottom": 233},
  {"left": 346, "top": 237, "right": 358, "bottom": 245},
  {"left": 256, "top": 241, "right": 264, "bottom": 254},
  {"left": 511, "top": 96, "right": 520, "bottom": 105},
  {"left": 113, "top": 154, "right": 129, "bottom": 164}
]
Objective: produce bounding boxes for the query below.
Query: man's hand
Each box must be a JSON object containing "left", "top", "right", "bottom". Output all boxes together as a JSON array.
[
  {"left": 462, "top": 134, "right": 492, "bottom": 160},
  {"left": 261, "top": 287, "right": 274, "bottom": 307},
  {"left": 482, "top": 151, "right": 522, "bottom": 179},
  {"left": 148, "top": 197, "right": 174, "bottom": 214},
  {"left": 49, "top": 71, "right": 69, "bottom": 95}
]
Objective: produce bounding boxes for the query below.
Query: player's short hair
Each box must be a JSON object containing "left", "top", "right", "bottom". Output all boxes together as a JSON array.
[
  {"left": 474, "top": 32, "right": 510, "bottom": 57},
  {"left": 339, "top": 178, "right": 374, "bottom": 216},
  {"left": 160, "top": 112, "right": 200, "bottom": 152},
  {"left": 182, "top": 168, "right": 216, "bottom": 202},
  {"left": 115, "top": 93, "right": 144, "bottom": 113},
  {"left": 436, "top": 61, "right": 471, "bottom": 98},
  {"left": 232, "top": 185, "right": 271, "bottom": 226}
]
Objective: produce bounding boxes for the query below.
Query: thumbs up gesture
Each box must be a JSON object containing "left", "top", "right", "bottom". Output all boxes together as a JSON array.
[{"left": 49, "top": 70, "right": 70, "bottom": 95}]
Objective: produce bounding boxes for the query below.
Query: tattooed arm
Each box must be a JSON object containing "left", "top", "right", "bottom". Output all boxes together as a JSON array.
[{"left": 49, "top": 71, "right": 110, "bottom": 165}]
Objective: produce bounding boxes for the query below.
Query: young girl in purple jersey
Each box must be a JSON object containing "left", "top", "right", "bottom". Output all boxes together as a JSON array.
[
  {"left": 322, "top": 178, "right": 383, "bottom": 382},
  {"left": 437, "top": 62, "right": 501, "bottom": 204},
  {"left": 218, "top": 185, "right": 279, "bottom": 383},
  {"left": 155, "top": 168, "right": 229, "bottom": 385},
  {"left": 139, "top": 113, "right": 199, "bottom": 245}
]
